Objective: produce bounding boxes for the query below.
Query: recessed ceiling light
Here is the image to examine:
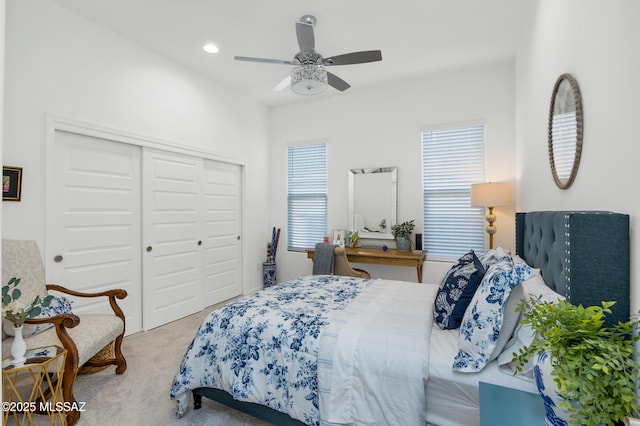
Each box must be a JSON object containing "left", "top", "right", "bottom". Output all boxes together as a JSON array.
[{"left": 202, "top": 43, "right": 219, "bottom": 54}]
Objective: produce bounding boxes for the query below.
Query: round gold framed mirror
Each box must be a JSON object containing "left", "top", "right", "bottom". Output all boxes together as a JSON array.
[{"left": 548, "top": 73, "right": 583, "bottom": 189}]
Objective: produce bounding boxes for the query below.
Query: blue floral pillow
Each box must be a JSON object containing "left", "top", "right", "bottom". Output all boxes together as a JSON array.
[
  {"left": 452, "top": 261, "right": 534, "bottom": 372},
  {"left": 39, "top": 296, "right": 74, "bottom": 317},
  {"left": 3, "top": 296, "right": 74, "bottom": 338},
  {"left": 433, "top": 250, "right": 486, "bottom": 330}
]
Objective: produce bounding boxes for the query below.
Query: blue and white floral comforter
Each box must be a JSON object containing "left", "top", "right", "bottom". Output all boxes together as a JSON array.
[{"left": 170, "top": 275, "right": 437, "bottom": 425}]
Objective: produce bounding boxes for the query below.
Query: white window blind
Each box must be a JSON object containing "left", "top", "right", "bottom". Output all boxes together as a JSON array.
[
  {"left": 287, "top": 142, "right": 327, "bottom": 251},
  {"left": 422, "top": 124, "right": 486, "bottom": 260}
]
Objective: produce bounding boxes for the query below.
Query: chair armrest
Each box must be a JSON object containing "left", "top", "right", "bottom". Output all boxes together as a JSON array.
[
  {"left": 46, "top": 284, "right": 128, "bottom": 324},
  {"left": 25, "top": 313, "right": 81, "bottom": 384},
  {"left": 24, "top": 313, "right": 80, "bottom": 329},
  {"left": 46, "top": 284, "right": 126, "bottom": 300}
]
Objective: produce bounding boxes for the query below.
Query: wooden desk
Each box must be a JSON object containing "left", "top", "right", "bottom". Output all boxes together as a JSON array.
[{"left": 307, "top": 247, "right": 426, "bottom": 283}]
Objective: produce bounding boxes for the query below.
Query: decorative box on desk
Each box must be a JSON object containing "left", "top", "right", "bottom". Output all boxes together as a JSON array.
[
  {"left": 479, "top": 382, "right": 544, "bottom": 426},
  {"left": 3, "top": 345, "right": 67, "bottom": 426}
]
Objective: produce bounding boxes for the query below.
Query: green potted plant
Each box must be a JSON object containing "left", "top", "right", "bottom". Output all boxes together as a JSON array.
[
  {"left": 2, "top": 277, "right": 53, "bottom": 328},
  {"left": 391, "top": 220, "right": 415, "bottom": 251},
  {"left": 2, "top": 277, "right": 53, "bottom": 366},
  {"left": 512, "top": 297, "right": 640, "bottom": 426}
]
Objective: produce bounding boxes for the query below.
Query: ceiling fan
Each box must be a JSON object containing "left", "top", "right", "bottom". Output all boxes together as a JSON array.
[{"left": 234, "top": 15, "right": 382, "bottom": 95}]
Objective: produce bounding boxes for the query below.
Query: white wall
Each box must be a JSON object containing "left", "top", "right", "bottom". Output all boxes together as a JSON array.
[
  {"left": 8, "top": 0, "right": 636, "bottom": 313},
  {"left": 2, "top": 0, "right": 270, "bottom": 294},
  {"left": 1, "top": 0, "right": 5, "bottom": 249},
  {"left": 516, "top": 0, "right": 640, "bottom": 312},
  {"left": 270, "top": 60, "right": 516, "bottom": 283}
]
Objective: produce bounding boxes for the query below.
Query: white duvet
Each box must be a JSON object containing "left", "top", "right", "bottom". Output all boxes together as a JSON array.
[{"left": 317, "top": 280, "right": 439, "bottom": 426}]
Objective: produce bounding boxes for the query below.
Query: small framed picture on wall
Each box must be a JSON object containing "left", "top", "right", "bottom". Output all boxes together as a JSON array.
[{"left": 3, "top": 166, "right": 23, "bottom": 202}]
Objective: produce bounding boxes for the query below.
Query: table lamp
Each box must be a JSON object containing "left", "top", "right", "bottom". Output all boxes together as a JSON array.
[{"left": 470, "top": 182, "right": 512, "bottom": 249}]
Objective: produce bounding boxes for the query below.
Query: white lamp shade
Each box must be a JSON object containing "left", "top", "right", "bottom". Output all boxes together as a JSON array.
[
  {"left": 470, "top": 182, "right": 512, "bottom": 207},
  {"left": 291, "top": 65, "right": 328, "bottom": 95}
]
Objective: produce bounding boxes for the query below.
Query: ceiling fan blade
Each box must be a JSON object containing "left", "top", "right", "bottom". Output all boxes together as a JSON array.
[
  {"left": 327, "top": 72, "right": 351, "bottom": 92},
  {"left": 323, "top": 50, "right": 382, "bottom": 66},
  {"left": 273, "top": 75, "right": 291, "bottom": 92},
  {"left": 234, "top": 56, "right": 295, "bottom": 65},
  {"left": 296, "top": 21, "right": 315, "bottom": 52}
]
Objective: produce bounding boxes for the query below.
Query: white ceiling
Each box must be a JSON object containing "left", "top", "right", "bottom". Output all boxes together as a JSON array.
[{"left": 50, "top": 0, "right": 531, "bottom": 106}]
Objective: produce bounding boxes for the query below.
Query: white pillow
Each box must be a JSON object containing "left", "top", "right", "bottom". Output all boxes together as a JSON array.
[
  {"left": 479, "top": 247, "right": 512, "bottom": 269},
  {"left": 512, "top": 254, "right": 527, "bottom": 264},
  {"left": 521, "top": 271, "right": 560, "bottom": 301},
  {"left": 497, "top": 277, "right": 565, "bottom": 376},
  {"left": 489, "top": 284, "right": 524, "bottom": 361}
]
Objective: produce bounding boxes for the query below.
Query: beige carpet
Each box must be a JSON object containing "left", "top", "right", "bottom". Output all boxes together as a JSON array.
[{"left": 64, "top": 302, "right": 272, "bottom": 426}]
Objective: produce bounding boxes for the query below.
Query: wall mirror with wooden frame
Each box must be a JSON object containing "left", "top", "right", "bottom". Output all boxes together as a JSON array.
[{"left": 548, "top": 73, "right": 583, "bottom": 189}]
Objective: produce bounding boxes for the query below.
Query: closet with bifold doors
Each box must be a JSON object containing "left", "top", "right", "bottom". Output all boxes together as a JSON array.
[{"left": 45, "top": 117, "right": 243, "bottom": 334}]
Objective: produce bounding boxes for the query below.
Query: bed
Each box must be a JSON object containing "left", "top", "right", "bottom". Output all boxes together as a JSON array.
[{"left": 170, "top": 211, "right": 630, "bottom": 425}]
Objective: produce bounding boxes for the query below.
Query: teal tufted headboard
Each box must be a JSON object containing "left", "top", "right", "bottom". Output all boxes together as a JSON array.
[{"left": 515, "top": 211, "right": 630, "bottom": 327}]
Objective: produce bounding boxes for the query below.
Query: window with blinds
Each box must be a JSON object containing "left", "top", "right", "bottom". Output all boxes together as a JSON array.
[
  {"left": 422, "top": 124, "right": 487, "bottom": 260},
  {"left": 287, "top": 142, "right": 328, "bottom": 251}
]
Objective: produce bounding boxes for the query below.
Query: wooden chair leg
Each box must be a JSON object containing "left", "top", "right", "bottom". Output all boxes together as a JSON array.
[
  {"left": 62, "top": 355, "right": 81, "bottom": 426},
  {"left": 66, "top": 409, "right": 81, "bottom": 426},
  {"left": 114, "top": 335, "right": 127, "bottom": 374},
  {"left": 64, "top": 338, "right": 126, "bottom": 425}
]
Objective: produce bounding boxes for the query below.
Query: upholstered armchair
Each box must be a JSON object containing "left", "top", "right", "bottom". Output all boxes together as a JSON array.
[
  {"left": 332, "top": 247, "right": 371, "bottom": 278},
  {"left": 1, "top": 240, "right": 127, "bottom": 426},
  {"left": 312, "top": 244, "right": 371, "bottom": 278}
]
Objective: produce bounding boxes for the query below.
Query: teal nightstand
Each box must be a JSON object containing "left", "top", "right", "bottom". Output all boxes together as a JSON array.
[{"left": 479, "top": 382, "right": 545, "bottom": 426}]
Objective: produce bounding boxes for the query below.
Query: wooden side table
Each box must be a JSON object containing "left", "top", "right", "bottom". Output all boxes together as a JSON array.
[{"left": 2, "top": 345, "right": 67, "bottom": 426}]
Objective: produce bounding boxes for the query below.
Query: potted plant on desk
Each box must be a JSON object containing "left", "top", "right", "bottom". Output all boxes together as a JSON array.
[
  {"left": 512, "top": 297, "right": 640, "bottom": 426},
  {"left": 391, "top": 220, "right": 415, "bottom": 251}
]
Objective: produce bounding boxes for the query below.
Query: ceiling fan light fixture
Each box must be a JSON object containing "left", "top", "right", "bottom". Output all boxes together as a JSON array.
[{"left": 290, "top": 64, "right": 328, "bottom": 95}]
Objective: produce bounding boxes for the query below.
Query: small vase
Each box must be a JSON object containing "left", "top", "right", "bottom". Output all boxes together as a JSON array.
[
  {"left": 534, "top": 351, "right": 572, "bottom": 426},
  {"left": 396, "top": 236, "right": 412, "bottom": 251},
  {"left": 262, "top": 262, "right": 277, "bottom": 288},
  {"left": 11, "top": 325, "right": 27, "bottom": 367}
]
